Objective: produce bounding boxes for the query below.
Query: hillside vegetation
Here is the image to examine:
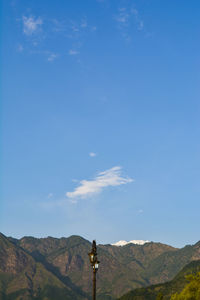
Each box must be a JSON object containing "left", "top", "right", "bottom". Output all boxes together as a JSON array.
[
  {"left": 119, "top": 260, "right": 200, "bottom": 300},
  {"left": 171, "top": 270, "right": 200, "bottom": 300}
]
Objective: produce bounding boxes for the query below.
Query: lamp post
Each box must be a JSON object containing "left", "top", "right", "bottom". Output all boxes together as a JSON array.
[{"left": 88, "top": 240, "right": 100, "bottom": 300}]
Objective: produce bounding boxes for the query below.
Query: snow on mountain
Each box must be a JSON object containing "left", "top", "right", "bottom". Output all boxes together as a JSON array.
[{"left": 112, "top": 240, "right": 150, "bottom": 246}]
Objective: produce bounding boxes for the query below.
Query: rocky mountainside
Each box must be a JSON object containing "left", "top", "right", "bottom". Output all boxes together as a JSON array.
[
  {"left": 0, "top": 233, "right": 87, "bottom": 300},
  {"left": 12, "top": 235, "right": 175, "bottom": 299},
  {"left": 1, "top": 233, "right": 200, "bottom": 299},
  {"left": 118, "top": 259, "right": 200, "bottom": 300}
]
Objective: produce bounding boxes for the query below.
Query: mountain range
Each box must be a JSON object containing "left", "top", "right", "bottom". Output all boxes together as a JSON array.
[{"left": 1, "top": 233, "right": 200, "bottom": 299}]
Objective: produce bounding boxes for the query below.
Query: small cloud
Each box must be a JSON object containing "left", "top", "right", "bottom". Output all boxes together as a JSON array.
[
  {"left": 71, "top": 23, "right": 79, "bottom": 32},
  {"left": 47, "top": 193, "right": 53, "bottom": 199},
  {"left": 47, "top": 53, "right": 58, "bottom": 61},
  {"left": 22, "top": 16, "right": 43, "bottom": 36},
  {"left": 32, "top": 41, "right": 38, "bottom": 46},
  {"left": 131, "top": 8, "right": 138, "bottom": 16},
  {"left": 91, "top": 26, "right": 97, "bottom": 32},
  {"left": 40, "top": 197, "right": 66, "bottom": 209},
  {"left": 119, "top": 7, "right": 127, "bottom": 12},
  {"left": 72, "top": 179, "right": 79, "bottom": 183},
  {"left": 81, "top": 18, "right": 87, "bottom": 28},
  {"left": 115, "top": 13, "right": 129, "bottom": 24},
  {"left": 138, "top": 209, "right": 144, "bottom": 214},
  {"left": 114, "top": 5, "right": 144, "bottom": 41},
  {"left": 115, "top": 7, "right": 130, "bottom": 25},
  {"left": 17, "top": 44, "right": 24, "bottom": 52},
  {"left": 69, "top": 198, "right": 78, "bottom": 204},
  {"left": 131, "top": 8, "right": 144, "bottom": 31},
  {"left": 89, "top": 152, "right": 97, "bottom": 157},
  {"left": 66, "top": 166, "right": 133, "bottom": 201},
  {"left": 52, "top": 19, "right": 67, "bottom": 33},
  {"left": 138, "top": 20, "right": 144, "bottom": 31},
  {"left": 68, "top": 49, "right": 79, "bottom": 55}
]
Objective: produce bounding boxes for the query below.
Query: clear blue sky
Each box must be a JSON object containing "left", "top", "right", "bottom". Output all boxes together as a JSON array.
[{"left": 1, "top": 0, "right": 200, "bottom": 248}]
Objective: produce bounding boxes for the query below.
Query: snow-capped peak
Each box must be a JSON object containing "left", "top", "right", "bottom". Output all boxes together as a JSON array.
[{"left": 112, "top": 240, "right": 150, "bottom": 246}]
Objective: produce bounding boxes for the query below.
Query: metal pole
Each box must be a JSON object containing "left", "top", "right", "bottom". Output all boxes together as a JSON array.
[{"left": 93, "top": 268, "right": 96, "bottom": 300}]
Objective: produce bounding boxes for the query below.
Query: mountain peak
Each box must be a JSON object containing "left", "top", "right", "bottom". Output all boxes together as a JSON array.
[{"left": 112, "top": 239, "right": 150, "bottom": 246}]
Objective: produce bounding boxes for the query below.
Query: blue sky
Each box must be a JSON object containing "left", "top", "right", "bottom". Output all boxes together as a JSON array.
[{"left": 1, "top": 0, "right": 200, "bottom": 247}]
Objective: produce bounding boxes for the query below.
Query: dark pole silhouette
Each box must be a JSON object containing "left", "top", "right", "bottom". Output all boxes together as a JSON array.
[{"left": 88, "top": 240, "right": 100, "bottom": 300}]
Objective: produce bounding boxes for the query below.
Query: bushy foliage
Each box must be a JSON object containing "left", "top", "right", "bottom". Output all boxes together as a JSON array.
[
  {"left": 171, "top": 272, "right": 200, "bottom": 300},
  {"left": 156, "top": 292, "right": 164, "bottom": 300}
]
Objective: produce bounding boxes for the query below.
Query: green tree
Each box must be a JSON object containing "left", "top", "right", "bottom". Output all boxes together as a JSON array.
[
  {"left": 171, "top": 272, "right": 200, "bottom": 300},
  {"left": 156, "top": 292, "right": 164, "bottom": 300}
]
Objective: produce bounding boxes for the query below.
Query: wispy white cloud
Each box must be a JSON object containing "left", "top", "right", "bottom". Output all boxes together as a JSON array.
[
  {"left": 115, "top": 7, "right": 130, "bottom": 25},
  {"left": 28, "top": 50, "right": 60, "bottom": 61},
  {"left": 66, "top": 166, "right": 133, "bottom": 201},
  {"left": 17, "top": 44, "right": 24, "bottom": 52},
  {"left": 52, "top": 19, "right": 67, "bottom": 33},
  {"left": 68, "top": 49, "right": 79, "bottom": 55},
  {"left": 22, "top": 16, "right": 43, "bottom": 36},
  {"left": 18, "top": 13, "right": 96, "bottom": 61},
  {"left": 131, "top": 8, "right": 144, "bottom": 31},
  {"left": 114, "top": 5, "right": 144, "bottom": 41},
  {"left": 40, "top": 197, "right": 66, "bottom": 209},
  {"left": 91, "top": 26, "right": 97, "bottom": 32},
  {"left": 47, "top": 53, "right": 58, "bottom": 61},
  {"left": 89, "top": 152, "right": 97, "bottom": 157},
  {"left": 47, "top": 193, "right": 53, "bottom": 199},
  {"left": 81, "top": 17, "right": 87, "bottom": 28},
  {"left": 71, "top": 23, "right": 80, "bottom": 33}
]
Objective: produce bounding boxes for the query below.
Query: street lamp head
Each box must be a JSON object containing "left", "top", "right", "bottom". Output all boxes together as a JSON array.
[
  {"left": 88, "top": 240, "right": 98, "bottom": 265},
  {"left": 89, "top": 253, "right": 95, "bottom": 264},
  {"left": 94, "top": 262, "right": 99, "bottom": 270}
]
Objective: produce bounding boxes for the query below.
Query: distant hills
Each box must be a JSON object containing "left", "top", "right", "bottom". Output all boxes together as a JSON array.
[
  {"left": 1, "top": 233, "right": 200, "bottom": 299},
  {"left": 118, "top": 260, "right": 200, "bottom": 300}
]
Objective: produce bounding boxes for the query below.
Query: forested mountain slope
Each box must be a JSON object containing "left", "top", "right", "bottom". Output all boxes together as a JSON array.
[{"left": 119, "top": 260, "right": 200, "bottom": 300}]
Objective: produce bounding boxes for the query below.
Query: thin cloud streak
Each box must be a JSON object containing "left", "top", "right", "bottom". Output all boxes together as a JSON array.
[
  {"left": 47, "top": 53, "right": 58, "bottom": 61},
  {"left": 66, "top": 166, "right": 133, "bottom": 201}
]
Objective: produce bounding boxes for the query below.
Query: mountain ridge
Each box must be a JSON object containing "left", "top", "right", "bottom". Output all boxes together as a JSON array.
[{"left": 1, "top": 232, "right": 200, "bottom": 299}]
